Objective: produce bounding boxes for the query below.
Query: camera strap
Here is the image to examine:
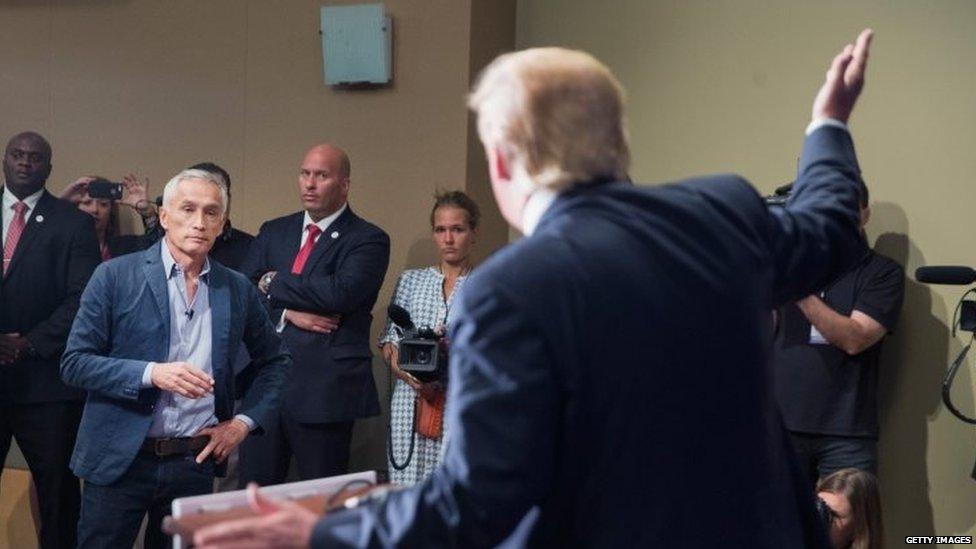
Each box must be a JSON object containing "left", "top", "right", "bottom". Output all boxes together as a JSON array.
[
  {"left": 942, "top": 334, "right": 976, "bottom": 424},
  {"left": 943, "top": 288, "right": 976, "bottom": 425}
]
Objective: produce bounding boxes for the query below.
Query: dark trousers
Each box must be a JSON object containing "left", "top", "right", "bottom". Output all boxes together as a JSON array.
[
  {"left": 0, "top": 400, "right": 83, "bottom": 549},
  {"left": 238, "top": 409, "right": 354, "bottom": 487},
  {"left": 76, "top": 452, "right": 214, "bottom": 549},
  {"left": 789, "top": 432, "right": 877, "bottom": 487}
]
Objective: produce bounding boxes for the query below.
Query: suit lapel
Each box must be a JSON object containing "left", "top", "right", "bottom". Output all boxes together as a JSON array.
[
  {"left": 303, "top": 207, "right": 355, "bottom": 274},
  {"left": 142, "top": 243, "right": 172, "bottom": 338},
  {"left": 208, "top": 263, "right": 230, "bottom": 383},
  {"left": 4, "top": 190, "right": 53, "bottom": 279},
  {"left": 285, "top": 213, "right": 304, "bottom": 263}
]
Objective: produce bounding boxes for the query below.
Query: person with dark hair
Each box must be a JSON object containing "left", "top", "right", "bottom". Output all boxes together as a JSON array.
[
  {"left": 187, "top": 162, "right": 255, "bottom": 271},
  {"left": 816, "top": 468, "right": 883, "bottom": 549},
  {"left": 772, "top": 172, "right": 904, "bottom": 485},
  {"left": 0, "top": 131, "right": 100, "bottom": 548},
  {"left": 195, "top": 30, "right": 874, "bottom": 548},
  {"left": 380, "top": 190, "right": 479, "bottom": 486},
  {"left": 60, "top": 173, "right": 162, "bottom": 259}
]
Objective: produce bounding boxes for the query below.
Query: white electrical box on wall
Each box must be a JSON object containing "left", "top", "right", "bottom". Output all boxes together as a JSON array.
[{"left": 320, "top": 3, "right": 392, "bottom": 86}]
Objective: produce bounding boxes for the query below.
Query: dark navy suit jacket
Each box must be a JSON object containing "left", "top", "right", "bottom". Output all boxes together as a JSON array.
[
  {"left": 0, "top": 189, "right": 100, "bottom": 403},
  {"left": 241, "top": 206, "right": 389, "bottom": 423},
  {"left": 61, "top": 242, "right": 291, "bottom": 486},
  {"left": 312, "top": 125, "right": 864, "bottom": 548}
]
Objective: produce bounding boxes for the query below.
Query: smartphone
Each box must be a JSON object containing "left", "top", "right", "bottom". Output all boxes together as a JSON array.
[{"left": 87, "top": 179, "right": 123, "bottom": 200}]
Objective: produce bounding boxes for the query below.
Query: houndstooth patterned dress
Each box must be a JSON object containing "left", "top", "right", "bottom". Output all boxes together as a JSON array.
[{"left": 380, "top": 267, "right": 468, "bottom": 486}]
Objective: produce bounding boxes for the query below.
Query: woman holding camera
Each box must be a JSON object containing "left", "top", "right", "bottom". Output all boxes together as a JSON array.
[
  {"left": 380, "top": 190, "right": 480, "bottom": 486},
  {"left": 60, "top": 174, "right": 161, "bottom": 260}
]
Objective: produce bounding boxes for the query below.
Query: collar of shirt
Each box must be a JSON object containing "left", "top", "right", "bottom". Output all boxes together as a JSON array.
[
  {"left": 520, "top": 187, "right": 559, "bottom": 236},
  {"left": 302, "top": 202, "right": 348, "bottom": 242},
  {"left": 3, "top": 186, "right": 44, "bottom": 214},
  {"left": 161, "top": 239, "right": 211, "bottom": 281}
]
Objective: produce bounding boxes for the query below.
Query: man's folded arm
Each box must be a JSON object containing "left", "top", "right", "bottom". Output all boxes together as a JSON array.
[{"left": 268, "top": 232, "right": 390, "bottom": 314}]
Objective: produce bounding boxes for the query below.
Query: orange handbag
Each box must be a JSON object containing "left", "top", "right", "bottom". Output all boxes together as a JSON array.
[{"left": 415, "top": 389, "right": 446, "bottom": 439}]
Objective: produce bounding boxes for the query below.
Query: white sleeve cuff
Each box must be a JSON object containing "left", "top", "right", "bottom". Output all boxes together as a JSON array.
[
  {"left": 233, "top": 414, "right": 257, "bottom": 431},
  {"left": 275, "top": 310, "right": 288, "bottom": 333},
  {"left": 141, "top": 362, "right": 156, "bottom": 388},
  {"left": 806, "top": 117, "right": 849, "bottom": 136}
]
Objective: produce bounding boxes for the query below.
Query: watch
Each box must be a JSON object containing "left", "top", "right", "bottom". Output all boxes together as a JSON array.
[{"left": 259, "top": 272, "right": 276, "bottom": 294}]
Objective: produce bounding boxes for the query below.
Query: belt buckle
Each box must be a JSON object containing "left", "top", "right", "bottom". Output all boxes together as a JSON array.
[{"left": 154, "top": 438, "right": 169, "bottom": 456}]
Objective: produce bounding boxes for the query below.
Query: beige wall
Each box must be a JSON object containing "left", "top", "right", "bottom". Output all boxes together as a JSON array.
[
  {"left": 517, "top": 0, "right": 976, "bottom": 541},
  {"left": 0, "top": 0, "right": 513, "bottom": 477}
]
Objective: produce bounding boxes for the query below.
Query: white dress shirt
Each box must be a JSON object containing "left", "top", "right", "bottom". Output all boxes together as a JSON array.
[{"left": 2, "top": 187, "right": 44, "bottom": 243}]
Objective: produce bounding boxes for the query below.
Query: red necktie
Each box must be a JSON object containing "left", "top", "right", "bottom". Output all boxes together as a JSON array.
[
  {"left": 291, "top": 224, "right": 322, "bottom": 274},
  {"left": 3, "top": 202, "right": 27, "bottom": 277}
]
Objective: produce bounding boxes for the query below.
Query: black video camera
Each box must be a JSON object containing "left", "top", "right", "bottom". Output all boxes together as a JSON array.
[
  {"left": 916, "top": 265, "right": 976, "bottom": 425},
  {"left": 387, "top": 304, "right": 448, "bottom": 383}
]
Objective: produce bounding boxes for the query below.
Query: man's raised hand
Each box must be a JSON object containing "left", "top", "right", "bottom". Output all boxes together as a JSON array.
[{"left": 812, "top": 29, "right": 874, "bottom": 124}]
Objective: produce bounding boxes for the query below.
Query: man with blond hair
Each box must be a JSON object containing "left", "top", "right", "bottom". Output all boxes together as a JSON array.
[{"left": 196, "top": 30, "right": 875, "bottom": 548}]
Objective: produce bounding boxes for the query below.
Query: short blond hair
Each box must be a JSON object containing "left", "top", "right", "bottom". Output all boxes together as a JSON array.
[{"left": 468, "top": 47, "right": 630, "bottom": 192}]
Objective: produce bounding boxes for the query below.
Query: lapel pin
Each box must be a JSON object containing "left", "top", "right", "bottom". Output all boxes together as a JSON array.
[
  {"left": 35, "top": 215, "right": 44, "bottom": 223},
  {"left": 331, "top": 231, "right": 339, "bottom": 239}
]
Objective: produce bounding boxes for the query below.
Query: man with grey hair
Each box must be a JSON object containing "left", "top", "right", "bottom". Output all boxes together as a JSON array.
[
  {"left": 62, "top": 169, "right": 291, "bottom": 548},
  {"left": 197, "top": 30, "right": 874, "bottom": 548}
]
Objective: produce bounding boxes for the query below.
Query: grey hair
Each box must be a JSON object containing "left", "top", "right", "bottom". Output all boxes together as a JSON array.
[{"left": 161, "top": 168, "right": 229, "bottom": 215}]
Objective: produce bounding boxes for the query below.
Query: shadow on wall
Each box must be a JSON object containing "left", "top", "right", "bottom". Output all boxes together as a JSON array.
[
  {"left": 403, "top": 234, "right": 440, "bottom": 275},
  {"left": 872, "top": 201, "right": 943, "bottom": 539}
]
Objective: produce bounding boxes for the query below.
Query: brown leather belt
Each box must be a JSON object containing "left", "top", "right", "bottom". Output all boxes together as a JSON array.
[{"left": 140, "top": 435, "right": 210, "bottom": 457}]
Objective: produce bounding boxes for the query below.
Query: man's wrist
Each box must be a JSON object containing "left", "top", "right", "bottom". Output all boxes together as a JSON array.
[
  {"left": 142, "top": 362, "right": 157, "bottom": 388},
  {"left": 136, "top": 200, "right": 157, "bottom": 218},
  {"left": 259, "top": 271, "right": 277, "bottom": 294},
  {"left": 233, "top": 414, "right": 256, "bottom": 432},
  {"left": 805, "top": 117, "right": 849, "bottom": 136}
]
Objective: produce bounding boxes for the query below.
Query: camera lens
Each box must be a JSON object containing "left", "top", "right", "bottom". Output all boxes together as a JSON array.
[{"left": 415, "top": 350, "right": 431, "bottom": 364}]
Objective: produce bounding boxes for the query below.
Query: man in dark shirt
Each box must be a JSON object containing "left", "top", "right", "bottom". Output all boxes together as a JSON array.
[
  {"left": 188, "top": 162, "right": 254, "bottom": 271},
  {"left": 773, "top": 179, "right": 905, "bottom": 484}
]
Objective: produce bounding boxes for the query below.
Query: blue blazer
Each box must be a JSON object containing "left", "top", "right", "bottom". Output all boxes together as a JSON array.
[
  {"left": 61, "top": 242, "right": 291, "bottom": 486},
  {"left": 312, "top": 126, "right": 862, "bottom": 548},
  {"left": 241, "top": 206, "right": 389, "bottom": 423}
]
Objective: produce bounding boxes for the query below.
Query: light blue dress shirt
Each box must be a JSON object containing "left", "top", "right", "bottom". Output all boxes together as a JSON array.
[{"left": 141, "top": 242, "right": 253, "bottom": 437}]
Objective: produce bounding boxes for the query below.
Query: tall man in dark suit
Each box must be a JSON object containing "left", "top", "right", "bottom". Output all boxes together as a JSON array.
[
  {"left": 196, "top": 30, "right": 876, "bottom": 548},
  {"left": 0, "top": 131, "right": 100, "bottom": 549},
  {"left": 61, "top": 169, "right": 291, "bottom": 548},
  {"left": 238, "top": 144, "right": 389, "bottom": 486}
]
